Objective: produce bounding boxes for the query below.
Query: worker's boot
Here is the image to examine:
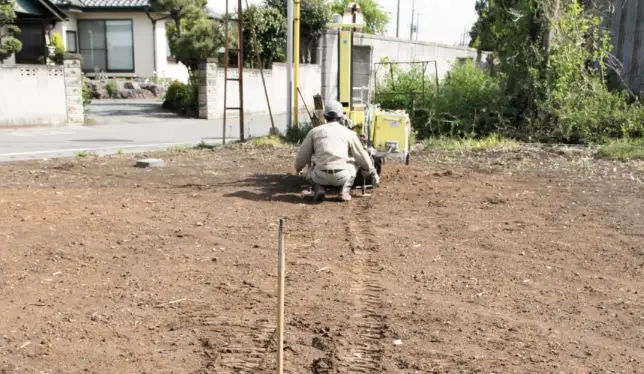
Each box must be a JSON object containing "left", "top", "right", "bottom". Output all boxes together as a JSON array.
[
  {"left": 313, "top": 184, "right": 326, "bottom": 202},
  {"left": 340, "top": 185, "right": 352, "bottom": 201}
]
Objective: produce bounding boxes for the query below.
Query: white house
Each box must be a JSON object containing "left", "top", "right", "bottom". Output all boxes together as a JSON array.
[
  {"left": 3, "top": 0, "right": 193, "bottom": 83},
  {"left": 50, "top": 0, "right": 191, "bottom": 82}
]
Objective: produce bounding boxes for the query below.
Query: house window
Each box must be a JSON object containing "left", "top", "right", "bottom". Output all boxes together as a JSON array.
[
  {"left": 66, "top": 31, "right": 77, "bottom": 53},
  {"left": 77, "top": 19, "right": 134, "bottom": 73},
  {"left": 14, "top": 23, "right": 46, "bottom": 64}
]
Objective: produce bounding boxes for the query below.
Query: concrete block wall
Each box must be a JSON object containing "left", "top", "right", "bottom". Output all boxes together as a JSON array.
[
  {"left": 198, "top": 58, "right": 218, "bottom": 119},
  {"left": 198, "top": 62, "right": 322, "bottom": 120},
  {"left": 0, "top": 54, "right": 84, "bottom": 127},
  {"left": 63, "top": 54, "right": 85, "bottom": 125}
]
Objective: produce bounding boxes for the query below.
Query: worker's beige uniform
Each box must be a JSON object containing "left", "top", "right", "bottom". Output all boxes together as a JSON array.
[{"left": 294, "top": 121, "right": 376, "bottom": 188}]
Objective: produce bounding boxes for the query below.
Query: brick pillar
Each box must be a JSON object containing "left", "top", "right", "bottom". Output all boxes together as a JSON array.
[
  {"left": 199, "top": 58, "right": 218, "bottom": 119},
  {"left": 63, "top": 53, "right": 84, "bottom": 125}
]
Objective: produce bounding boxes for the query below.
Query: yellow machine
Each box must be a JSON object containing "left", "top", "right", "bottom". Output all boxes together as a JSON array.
[
  {"left": 327, "top": 3, "right": 412, "bottom": 169},
  {"left": 370, "top": 110, "right": 412, "bottom": 165}
]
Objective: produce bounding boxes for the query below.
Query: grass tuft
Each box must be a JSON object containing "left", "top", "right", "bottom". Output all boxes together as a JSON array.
[
  {"left": 597, "top": 138, "right": 644, "bottom": 161},
  {"left": 75, "top": 150, "right": 98, "bottom": 158},
  {"left": 247, "top": 135, "right": 288, "bottom": 147},
  {"left": 423, "top": 134, "right": 520, "bottom": 151}
]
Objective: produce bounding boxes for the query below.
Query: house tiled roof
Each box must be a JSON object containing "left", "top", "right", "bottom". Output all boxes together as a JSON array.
[{"left": 53, "top": 0, "right": 150, "bottom": 8}]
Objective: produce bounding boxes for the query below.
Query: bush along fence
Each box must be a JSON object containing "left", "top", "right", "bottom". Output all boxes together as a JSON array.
[
  {"left": 162, "top": 60, "right": 321, "bottom": 121},
  {"left": 373, "top": 2, "right": 644, "bottom": 145}
]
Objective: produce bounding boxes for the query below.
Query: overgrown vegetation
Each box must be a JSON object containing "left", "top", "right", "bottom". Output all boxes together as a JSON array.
[
  {"left": 162, "top": 78, "right": 199, "bottom": 116},
  {"left": 0, "top": 0, "right": 22, "bottom": 62},
  {"left": 374, "top": 0, "right": 643, "bottom": 146},
  {"left": 374, "top": 59, "right": 505, "bottom": 140},
  {"left": 423, "top": 134, "right": 520, "bottom": 151},
  {"left": 598, "top": 139, "right": 644, "bottom": 161}
]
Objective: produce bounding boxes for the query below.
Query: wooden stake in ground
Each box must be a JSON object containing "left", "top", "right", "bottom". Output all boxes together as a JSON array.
[{"left": 277, "top": 217, "right": 286, "bottom": 373}]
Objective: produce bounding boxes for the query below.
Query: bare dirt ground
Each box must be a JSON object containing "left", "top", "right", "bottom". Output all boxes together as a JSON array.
[{"left": 0, "top": 143, "right": 642, "bottom": 374}]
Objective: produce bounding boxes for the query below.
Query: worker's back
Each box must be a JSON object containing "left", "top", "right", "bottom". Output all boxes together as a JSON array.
[{"left": 309, "top": 121, "right": 358, "bottom": 170}]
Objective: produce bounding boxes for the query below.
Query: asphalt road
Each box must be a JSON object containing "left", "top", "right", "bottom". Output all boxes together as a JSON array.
[{"left": 0, "top": 100, "right": 295, "bottom": 162}]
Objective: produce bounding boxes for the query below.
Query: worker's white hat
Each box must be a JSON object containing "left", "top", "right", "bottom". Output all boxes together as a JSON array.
[{"left": 323, "top": 100, "right": 344, "bottom": 119}]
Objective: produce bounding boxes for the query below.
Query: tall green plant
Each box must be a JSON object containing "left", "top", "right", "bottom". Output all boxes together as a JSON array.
[
  {"left": 542, "top": 1, "right": 643, "bottom": 142},
  {"left": 434, "top": 60, "right": 504, "bottom": 137},
  {"left": 242, "top": 4, "right": 286, "bottom": 68},
  {"left": 373, "top": 59, "right": 504, "bottom": 139},
  {"left": 0, "top": 0, "right": 22, "bottom": 62},
  {"left": 264, "top": 0, "right": 331, "bottom": 62},
  {"left": 466, "top": 0, "right": 643, "bottom": 143}
]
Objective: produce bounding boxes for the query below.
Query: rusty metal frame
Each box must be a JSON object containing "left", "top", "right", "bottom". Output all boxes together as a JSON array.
[{"left": 223, "top": 0, "right": 245, "bottom": 143}]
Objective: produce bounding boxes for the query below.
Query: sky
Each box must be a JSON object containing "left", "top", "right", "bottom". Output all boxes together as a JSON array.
[{"left": 209, "top": 0, "right": 478, "bottom": 46}]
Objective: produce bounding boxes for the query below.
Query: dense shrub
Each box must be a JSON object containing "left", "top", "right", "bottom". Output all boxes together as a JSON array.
[
  {"left": 432, "top": 60, "right": 504, "bottom": 138},
  {"left": 537, "top": 2, "right": 644, "bottom": 143},
  {"left": 162, "top": 79, "right": 198, "bottom": 116},
  {"left": 373, "top": 59, "right": 504, "bottom": 139},
  {"left": 373, "top": 1, "right": 644, "bottom": 145},
  {"left": 285, "top": 122, "right": 312, "bottom": 144}
]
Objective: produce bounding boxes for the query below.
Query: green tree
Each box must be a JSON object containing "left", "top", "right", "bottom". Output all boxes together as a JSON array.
[
  {"left": 150, "top": 0, "right": 223, "bottom": 71},
  {"left": 468, "top": 0, "right": 496, "bottom": 51},
  {"left": 242, "top": 5, "right": 286, "bottom": 68},
  {"left": 330, "top": 0, "right": 389, "bottom": 35},
  {"left": 150, "top": 0, "right": 206, "bottom": 36},
  {"left": 265, "top": 0, "right": 330, "bottom": 62},
  {"left": 464, "top": 0, "right": 643, "bottom": 142},
  {"left": 0, "top": 0, "right": 22, "bottom": 62}
]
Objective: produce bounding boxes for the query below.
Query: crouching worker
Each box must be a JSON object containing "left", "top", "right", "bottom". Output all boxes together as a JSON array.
[{"left": 294, "top": 100, "right": 379, "bottom": 202}]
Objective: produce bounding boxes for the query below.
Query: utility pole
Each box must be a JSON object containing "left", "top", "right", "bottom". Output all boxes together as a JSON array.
[
  {"left": 294, "top": 0, "right": 300, "bottom": 127},
  {"left": 286, "top": 0, "right": 293, "bottom": 129},
  {"left": 409, "top": 0, "right": 415, "bottom": 40},
  {"left": 396, "top": 0, "right": 400, "bottom": 38}
]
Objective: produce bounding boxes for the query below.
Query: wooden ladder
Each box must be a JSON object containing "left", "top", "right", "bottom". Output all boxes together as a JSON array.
[{"left": 223, "top": 0, "right": 245, "bottom": 143}]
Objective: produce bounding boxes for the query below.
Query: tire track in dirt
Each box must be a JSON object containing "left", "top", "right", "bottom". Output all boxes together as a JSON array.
[
  {"left": 178, "top": 304, "right": 276, "bottom": 373},
  {"left": 337, "top": 198, "right": 387, "bottom": 373},
  {"left": 189, "top": 206, "right": 314, "bottom": 374}
]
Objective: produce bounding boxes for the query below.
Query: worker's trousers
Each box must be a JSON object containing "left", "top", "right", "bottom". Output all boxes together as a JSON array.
[{"left": 307, "top": 164, "right": 356, "bottom": 188}]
